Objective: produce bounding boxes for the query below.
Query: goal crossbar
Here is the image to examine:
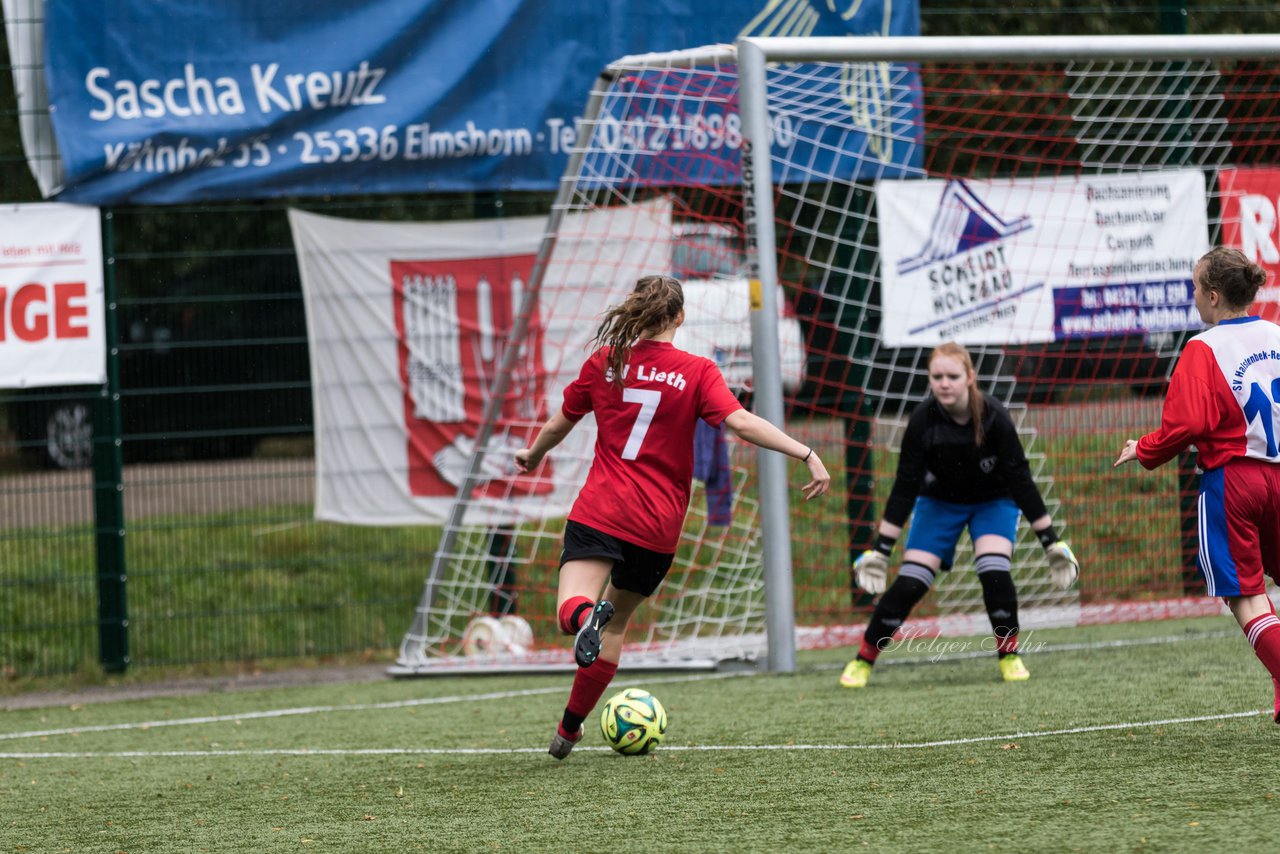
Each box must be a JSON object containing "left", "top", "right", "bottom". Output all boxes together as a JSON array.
[{"left": 744, "top": 34, "right": 1280, "bottom": 63}]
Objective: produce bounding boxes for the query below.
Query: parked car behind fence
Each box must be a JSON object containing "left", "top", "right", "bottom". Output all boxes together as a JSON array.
[
  {"left": 6, "top": 254, "right": 312, "bottom": 469},
  {"left": 4, "top": 226, "right": 1185, "bottom": 471}
]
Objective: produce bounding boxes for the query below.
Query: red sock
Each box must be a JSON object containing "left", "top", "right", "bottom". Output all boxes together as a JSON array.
[
  {"left": 555, "top": 724, "right": 582, "bottom": 740},
  {"left": 557, "top": 596, "right": 594, "bottom": 635},
  {"left": 561, "top": 657, "right": 619, "bottom": 733},
  {"left": 1270, "top": 602, "right": 1279, "bottom": 721},
  {"left": 858, "top": 636, "right": 883, "bottom": 664},
  {"left": 995, "top": 631, "right": 1019, "bottom": 656},
  {"left": 1243, "top": 614, "right": 1280, "bottom": 720}
]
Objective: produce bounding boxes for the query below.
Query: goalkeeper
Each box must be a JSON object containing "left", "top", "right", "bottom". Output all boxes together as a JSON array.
[{"left": 840, "top": 342, "right": 1079, "bottom": 689}]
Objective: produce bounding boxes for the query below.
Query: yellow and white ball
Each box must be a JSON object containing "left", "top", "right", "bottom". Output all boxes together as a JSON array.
[{"left": 599, "top": 688, "right": 667, "bottom": 755}]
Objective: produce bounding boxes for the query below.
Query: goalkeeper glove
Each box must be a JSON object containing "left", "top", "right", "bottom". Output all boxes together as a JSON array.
[
  {"left": 1045, "top": 542, "right": 1079, "bottom": 589},
  {"left": 1036, "top": 525, "right": 1079, "bottom": 589},
  {"left": 853, "top": 533, "right": 896, "bottom": 595}
]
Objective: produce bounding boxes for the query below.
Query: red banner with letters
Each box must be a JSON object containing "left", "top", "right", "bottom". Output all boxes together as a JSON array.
[
  {"left": 1219, "top": 167, "right": 1280, "bottom": 323},
  {"left": 290, "top": 201, "right": 666, "bottom": 526},
  {"left": 390, "top": 255, "right": 553, "bottom": 499}
]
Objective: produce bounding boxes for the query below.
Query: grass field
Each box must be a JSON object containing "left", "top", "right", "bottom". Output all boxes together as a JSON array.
[{"left": 2, "top": 615, "right": 1277, "bottom": 853}]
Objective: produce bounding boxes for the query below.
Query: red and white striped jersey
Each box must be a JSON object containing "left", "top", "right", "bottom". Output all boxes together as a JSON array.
[
  {"left": 1137, "top": 316, "right": 1280, "bottom": 470},
  {"left": 560, "top": 339, "right": 743, "bottom": 552}
]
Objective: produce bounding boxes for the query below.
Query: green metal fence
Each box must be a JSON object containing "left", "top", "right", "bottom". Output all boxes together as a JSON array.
[
  {"left": 5, "top": 4, "right": 1280, "bottom": 677},
  {"left": 0, "top": 196, "right": 552, "bottom": 676}
]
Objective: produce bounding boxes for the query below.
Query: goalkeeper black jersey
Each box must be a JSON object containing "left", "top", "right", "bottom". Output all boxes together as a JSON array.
[{"left": 882, "top": 391, "right": 1048, "bottom": 528}]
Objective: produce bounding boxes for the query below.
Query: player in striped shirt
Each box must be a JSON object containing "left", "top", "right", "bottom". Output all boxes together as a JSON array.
[
  {"left": 515, "top": 275, "right": 831, "bottom": 758},
  {"left": 1115, "top": 247, "right": 1280, "bottom": 723}
]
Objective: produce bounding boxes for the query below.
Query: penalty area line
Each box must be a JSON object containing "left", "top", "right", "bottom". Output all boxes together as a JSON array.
[{"left": 0, "top": 709, "right": 1267, "bottom": 759}]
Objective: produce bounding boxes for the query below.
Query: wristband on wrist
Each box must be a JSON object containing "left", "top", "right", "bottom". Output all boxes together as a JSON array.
[
  {"left": 873, "top": 533, "right": 897, "bottom": 557},
  {"left": 802, "top": 447, "right": 813, "bottom": 462},
  {"left": 1036, "top": 525, "right": 1060, "bottom": 548}
]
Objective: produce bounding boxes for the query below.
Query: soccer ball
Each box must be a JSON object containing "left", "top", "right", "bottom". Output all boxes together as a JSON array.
[
  {"left": 461, "top": 616, "right": 504, "bottom": 656},
  {"left": 461, "top": 615, "right": 534, "bottom": 657},
  {"left": 599, "top": 688, "right": 667, "bottom": 755},
  {"left": 498, "top": 615, "right": 533, "bottom": 655}
]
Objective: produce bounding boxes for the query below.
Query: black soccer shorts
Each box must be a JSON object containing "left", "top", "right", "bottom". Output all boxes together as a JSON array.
[{"left": 559, "top": 520, "right": 675, "bottom": 597}]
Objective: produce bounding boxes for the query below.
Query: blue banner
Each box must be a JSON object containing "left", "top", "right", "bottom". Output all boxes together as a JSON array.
[
  {"left": 42, "top": 0, "right": 918, "bottom": 204},
  {"left": 1053, "top": 280, "right": 1199, "bottom": 340},
  {"left": 582, "top": 61, "right": 923, "bottom": 190}
]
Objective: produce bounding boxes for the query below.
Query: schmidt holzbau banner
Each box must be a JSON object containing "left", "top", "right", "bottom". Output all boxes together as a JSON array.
[
  {"left": 0, "top": 204, "right": 105, "bottom": 389},
  {"left": 875, "top": 171, "right": 1209, "bottom": 347}
]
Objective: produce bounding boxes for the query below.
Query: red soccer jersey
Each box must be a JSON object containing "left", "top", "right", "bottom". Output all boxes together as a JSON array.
[
  {"left": 1137, "top": 316, "right": 1280, "bottom": 470},
  {"left": 560, "top": 339, "right": 744, "bottom": 552}
]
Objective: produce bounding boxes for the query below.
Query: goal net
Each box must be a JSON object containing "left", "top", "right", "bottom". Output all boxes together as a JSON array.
[{"left": 393, "top": 35, "right": 1280, "bottom": 675}]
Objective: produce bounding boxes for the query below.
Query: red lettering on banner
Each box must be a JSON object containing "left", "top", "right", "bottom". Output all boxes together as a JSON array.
[
  {"left": 11, "top": 284, "right": 47, "bottom": 341},
  {"left": 54, "top": 282, "right": 90, "bottom": 338},
  {"left": 0, "top": 281, "right": 90, "bottom": 342}
]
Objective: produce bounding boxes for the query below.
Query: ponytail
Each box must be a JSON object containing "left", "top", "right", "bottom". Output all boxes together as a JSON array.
[{"left": 592, "top": 275, "right": 684, "bottom": 387}]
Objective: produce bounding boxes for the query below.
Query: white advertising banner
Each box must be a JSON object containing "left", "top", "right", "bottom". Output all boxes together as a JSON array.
[
  {"left": 875, "top": 171, "right": 1210, "bottom": 347},
  {"left": 0, "top": 203, "right": 104, "bottom": 388},
  {"left": 290, "top": 198, "right": 670, "bottom": 525}
]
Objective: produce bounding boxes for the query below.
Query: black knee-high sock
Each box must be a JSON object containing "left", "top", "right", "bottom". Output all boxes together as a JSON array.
[
  {"left": 976, "top": 554, "right": 1019, "bottom": 657},
  {"left": 859, "top": 562, "right": 935, "bottom": 664}
]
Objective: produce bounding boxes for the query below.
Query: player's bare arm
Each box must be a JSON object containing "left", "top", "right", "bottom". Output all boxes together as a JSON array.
[
  {"left": 515, "top": 408, "right": 575, "bottom": 473},
  {"left": 722, "top": 409, "right": 830, "bottom": 499}
]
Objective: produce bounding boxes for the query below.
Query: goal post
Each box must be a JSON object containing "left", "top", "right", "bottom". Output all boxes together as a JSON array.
[
  {"left": 733, "top": 32, "right": 1280, "bottom": 670},
  {"left": 393, "top": 34, "right": 1280, "bottom": 677},
  {"left": 738, "top": 44, "right": 798, "bottom": 671}
]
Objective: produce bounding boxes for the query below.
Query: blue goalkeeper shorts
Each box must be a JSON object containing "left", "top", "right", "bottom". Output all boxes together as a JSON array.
[{"left": 904, "top": 496, "right": 1020, "bottom": 569}]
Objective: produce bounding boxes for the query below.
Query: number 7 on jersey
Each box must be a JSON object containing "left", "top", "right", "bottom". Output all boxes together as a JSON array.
[{"left": 621, "top": 388, "right": 661, "bottom": 460}]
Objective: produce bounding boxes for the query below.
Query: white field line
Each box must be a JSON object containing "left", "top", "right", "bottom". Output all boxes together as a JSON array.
[
  {"left": 0, "top": 672, "right": 743, "bottom": 743},
  {"left": 0, "top": 630, "right": 1252, "bottom": 752},
  {"left": 0, "top": 710, "right": 1268, "bottom": 758}
]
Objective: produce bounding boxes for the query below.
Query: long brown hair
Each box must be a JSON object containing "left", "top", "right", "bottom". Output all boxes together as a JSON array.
[
  {"left": 929, "top": 341, "right": 986, "bottom": 446},
  {"left": 592, "top": 275, "right": 684, "bottom": 386}
]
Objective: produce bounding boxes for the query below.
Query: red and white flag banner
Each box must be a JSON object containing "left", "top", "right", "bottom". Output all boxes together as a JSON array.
[{"left": 289, "top": 199, "right": 671, "bottom": 525}]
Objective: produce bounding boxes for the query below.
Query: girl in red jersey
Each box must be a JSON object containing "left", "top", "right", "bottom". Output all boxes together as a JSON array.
[
  {"left": 1115, "top": 247, "right": 1280, "bottom": 722},
  {"left": 515, "top": 275, "right": 830, "bottom": 759}
]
